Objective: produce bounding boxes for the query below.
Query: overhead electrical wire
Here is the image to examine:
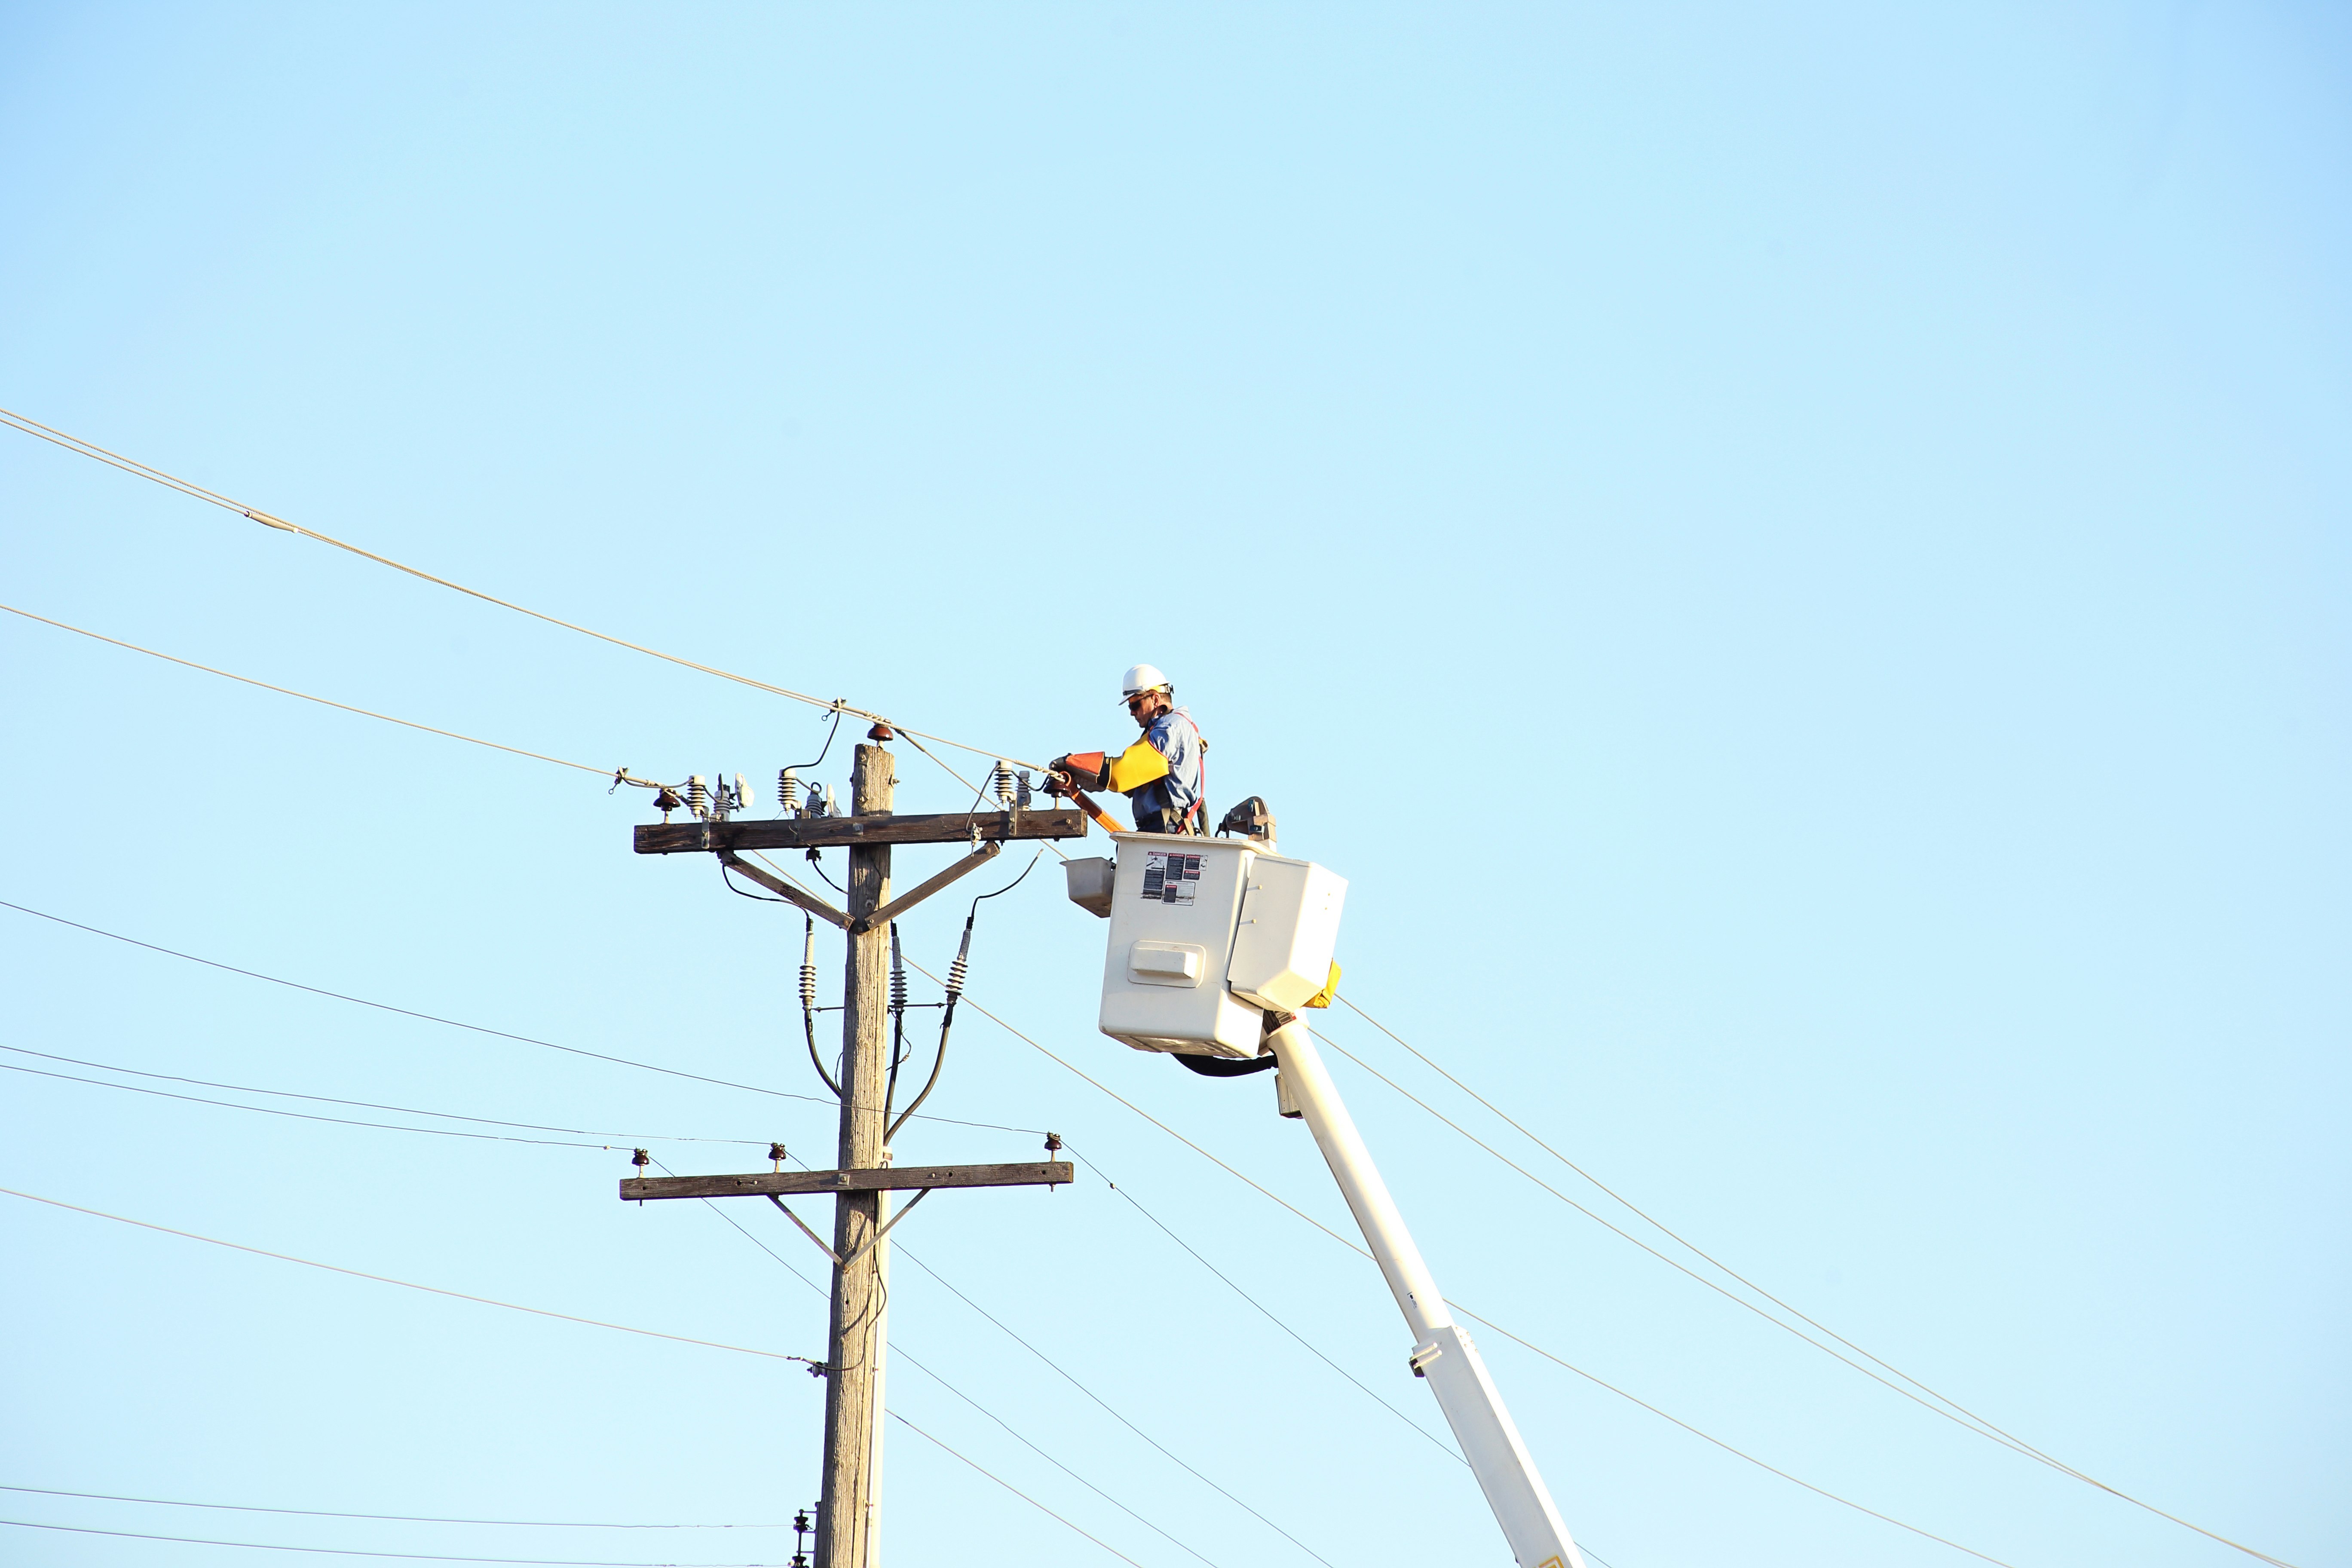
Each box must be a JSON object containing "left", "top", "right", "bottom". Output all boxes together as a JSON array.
[
  {"left": 916, "top": 972, "right": 2046, "bottom": 1568},
  {"left": 0, "top": 1059, "right": 735, "bottom": 1152},
  {"left": 0, "top": 603, "right": 610, "bottom": 777},
  {"left": 0, "top": 407, "right": 1042, "bottom": 774},
  {"left": 0, "top": 1484, "right": 791, "bottom": 1531},
  {"left": 3, "top": 1184, "right": 1148, "bottom": 1567},
  {"left": 1325, "top": 1001, "right": 2300, "bottom": 1568},
  {"left": 0, "top": 899, "right": 1042, "bottom": 1139},
  {"left": 666, "top": 1155, "right": 1336, "bottom": 1568},
  {"left": 1307, "top": 1026, "right": 2054, "bottom": 1446},
  {"left": 6, "top": 1176, "right": 1237, "bottom": 1568},
  {"left": 0, "top": 1043, "right": 762, "bottom": 1147},
  {"left": 885, "top": 1413, "right": 1148, "bottom": 1568},
  {"left": 1052, "top": 1144, "right": 1464, "bottom": 1465},
  {"left": 887, "top": 1241, "right": 1345, "bottom": 1567},
  {"left": 0, "top": 1519, "right": 772, "bottom": 1568},
  {"left": 0, "top": 1186, "right": 827, "bottom": 1373}
]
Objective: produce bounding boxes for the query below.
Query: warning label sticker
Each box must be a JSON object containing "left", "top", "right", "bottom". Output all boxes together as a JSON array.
[{"left": 1140, "top": 851, "right": 1202, "bottom": 906}]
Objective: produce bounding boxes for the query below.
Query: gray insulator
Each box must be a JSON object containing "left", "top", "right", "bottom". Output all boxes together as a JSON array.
[
  {"left": 799, "top": 920, "right": 817, "bottom": 1009},
  {"left": 946, "top": 923, "right": 974, "bottom": 998}
]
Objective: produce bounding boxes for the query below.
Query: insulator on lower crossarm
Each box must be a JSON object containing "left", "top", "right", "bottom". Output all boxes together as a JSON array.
[
  {"left": 799, "top": 917, "right": 818, "bottom": 1011},
  {"left": 946, "top": 918, "right": 973, "bottom": 999}
]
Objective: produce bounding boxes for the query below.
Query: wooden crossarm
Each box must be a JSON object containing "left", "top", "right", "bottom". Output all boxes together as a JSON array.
[
  {"left": 619, "top": 1160, "right": 1072, "bottom": 1202},
  {"left": 634, "top": 809, "right": 1087, "bottom": 855}
]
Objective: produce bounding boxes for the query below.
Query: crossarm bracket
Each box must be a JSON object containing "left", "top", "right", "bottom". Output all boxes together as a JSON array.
[{"left": 715, "top": 850, "right": 849, "bottom": 929}]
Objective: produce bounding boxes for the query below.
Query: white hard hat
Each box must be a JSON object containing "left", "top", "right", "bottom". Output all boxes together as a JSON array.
[{"left": 1120, "top": 663, "right": 1170, "bottom": 702}]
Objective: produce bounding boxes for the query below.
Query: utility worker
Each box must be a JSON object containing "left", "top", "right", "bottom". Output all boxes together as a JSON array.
[{"left": 1048, "top": 664, "right": 1208, "bottom": 834}]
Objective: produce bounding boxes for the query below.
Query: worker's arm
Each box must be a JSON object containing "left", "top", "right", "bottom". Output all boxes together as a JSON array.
[
  {"left": 1049, "top": 742, "right": 1168, "bottom": 795},
  {"left": 1105, "top": 738, "right": 1171, "bottom": 793}
]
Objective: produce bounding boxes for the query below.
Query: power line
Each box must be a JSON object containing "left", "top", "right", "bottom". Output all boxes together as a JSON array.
[
  {"left": 0, "top": 911, "right": 2110, "bottom": 1568},
  {"left": 885, "top": 1413, "right": 1148, "bottom": 1568},
  {"left": 667, "top": 1156, "right": 1329, "bottom": 1568},
  {"left": 0, "top": 1519, "right": 769, "bottom": 1567},
  {"left": 887, "top": 1241, "right": 1341, "bottom": 1568},
  {"left": 1054, "top": 1144, "right": 1464, "bottom": 1465},
  {"left": 923, "top": 979, "right": 2048, "bottom": 1568},
  {"left": 0, "top": 1484, "right": 790, "bottom": 1530},
  {"left": 0, "top": 407, "right": 1041, "bottom": 773},
  {"left": 0, "top": 603, "right": 609, "bottom": 776},
  {"left": 1452, "top": 1308, "right": 2021, "bottom": 1568},
  {"left": 1307, "top": 1026, "right": 2049, "bottom": 1449},
  {"left": 0, "top": 899, "right": 1043, "bottom": 1138},
  {"left": 0, "top": 1059, "right": 710, "bottom": 1152},
  {"left": 0, "top": 1045, "right": 763, "bottom": 1148},
  {"left": 9, "top": 1176, "right": 1170, "bottom": 1568},
  {"left": 4, "top": 596, "right": 1037, "bottom": 873},
  {"left": 1328, "top": 999, "right": 2300, "bottom": 1568},
  {"left": 0, "top": 1186, "right": 827, "bottom": 1375}
]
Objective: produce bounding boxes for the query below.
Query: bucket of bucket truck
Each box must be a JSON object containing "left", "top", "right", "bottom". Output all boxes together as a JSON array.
[{"left": 1097, "top": 833, "right": 1346, "bottom": 1059}]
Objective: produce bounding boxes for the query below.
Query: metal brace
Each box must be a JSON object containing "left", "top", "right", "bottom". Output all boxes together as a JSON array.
[{"left": 766, "top": 1188, "right": 935, "bottom": 1272}]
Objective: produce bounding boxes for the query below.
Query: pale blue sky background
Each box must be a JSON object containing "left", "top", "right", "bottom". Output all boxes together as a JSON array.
[{"left": 2, "top": 5, "right": 2345, "bottom": 1567}]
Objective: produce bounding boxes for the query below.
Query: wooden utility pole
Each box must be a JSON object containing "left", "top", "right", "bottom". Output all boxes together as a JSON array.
[
  {"left": 621, "top": 743, "right": 1085, "bottom": 1567},
  {"left": 821, "top": 738, "right": 892, "bottom": 1568}
]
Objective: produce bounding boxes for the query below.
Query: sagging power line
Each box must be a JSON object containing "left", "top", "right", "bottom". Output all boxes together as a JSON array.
[{"left": 0, "top": 409, "right": 1036, "bottom": 775}]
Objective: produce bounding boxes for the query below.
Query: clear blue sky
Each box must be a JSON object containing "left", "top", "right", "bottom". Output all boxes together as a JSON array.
[{"left": 3, "top": 6, "right": 2344, "bottom": 1567}]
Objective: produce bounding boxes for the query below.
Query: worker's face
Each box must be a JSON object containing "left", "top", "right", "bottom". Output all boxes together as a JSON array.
[{"left": 1127, "top": 689, "right": 1168, "bottom": 728}]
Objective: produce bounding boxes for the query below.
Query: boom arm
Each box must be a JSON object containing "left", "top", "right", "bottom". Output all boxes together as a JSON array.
[{"left": 1266, "top": 1018, "right": 1585, "bottom": 1568}]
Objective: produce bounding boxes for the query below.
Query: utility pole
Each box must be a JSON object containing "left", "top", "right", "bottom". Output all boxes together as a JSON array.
[
  {"left": 820, "top": 738, "right": 892, "bottom": 1568},
  {"left": 619, "top": 735, "right": 1087, "bottom": 1568}
]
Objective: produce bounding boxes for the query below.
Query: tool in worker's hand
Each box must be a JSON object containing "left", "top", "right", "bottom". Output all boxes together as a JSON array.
[{"left": 1044, "top": 753, "right": 1130, "bottom": 834}]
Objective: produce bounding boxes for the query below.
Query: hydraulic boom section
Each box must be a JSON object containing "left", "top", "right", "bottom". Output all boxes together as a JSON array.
[
  {"left": 1077, "top": 830, "right": 1586, "bottom": 1568},
  {"left": 1269, "top": 1016, "right": 1583, "bottom": 1568}
]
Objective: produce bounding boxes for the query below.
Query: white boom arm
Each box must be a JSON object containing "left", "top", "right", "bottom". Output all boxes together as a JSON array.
[{"left": 1268, "top": 1018, "right": 1585, "bottom": 1568}]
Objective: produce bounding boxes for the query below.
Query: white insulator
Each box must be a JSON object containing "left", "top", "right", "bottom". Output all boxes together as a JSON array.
[
  {"left": 992, "top": 760, "right": 1014, "bottom": 807},
  {"left": 778, "top": 768, "right": 800, "bottom": 813}
]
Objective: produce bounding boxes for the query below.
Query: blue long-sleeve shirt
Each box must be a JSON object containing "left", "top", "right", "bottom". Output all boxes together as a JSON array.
[{"left": 1127, "top": 706, "right": 1206, "bottom": 827}]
